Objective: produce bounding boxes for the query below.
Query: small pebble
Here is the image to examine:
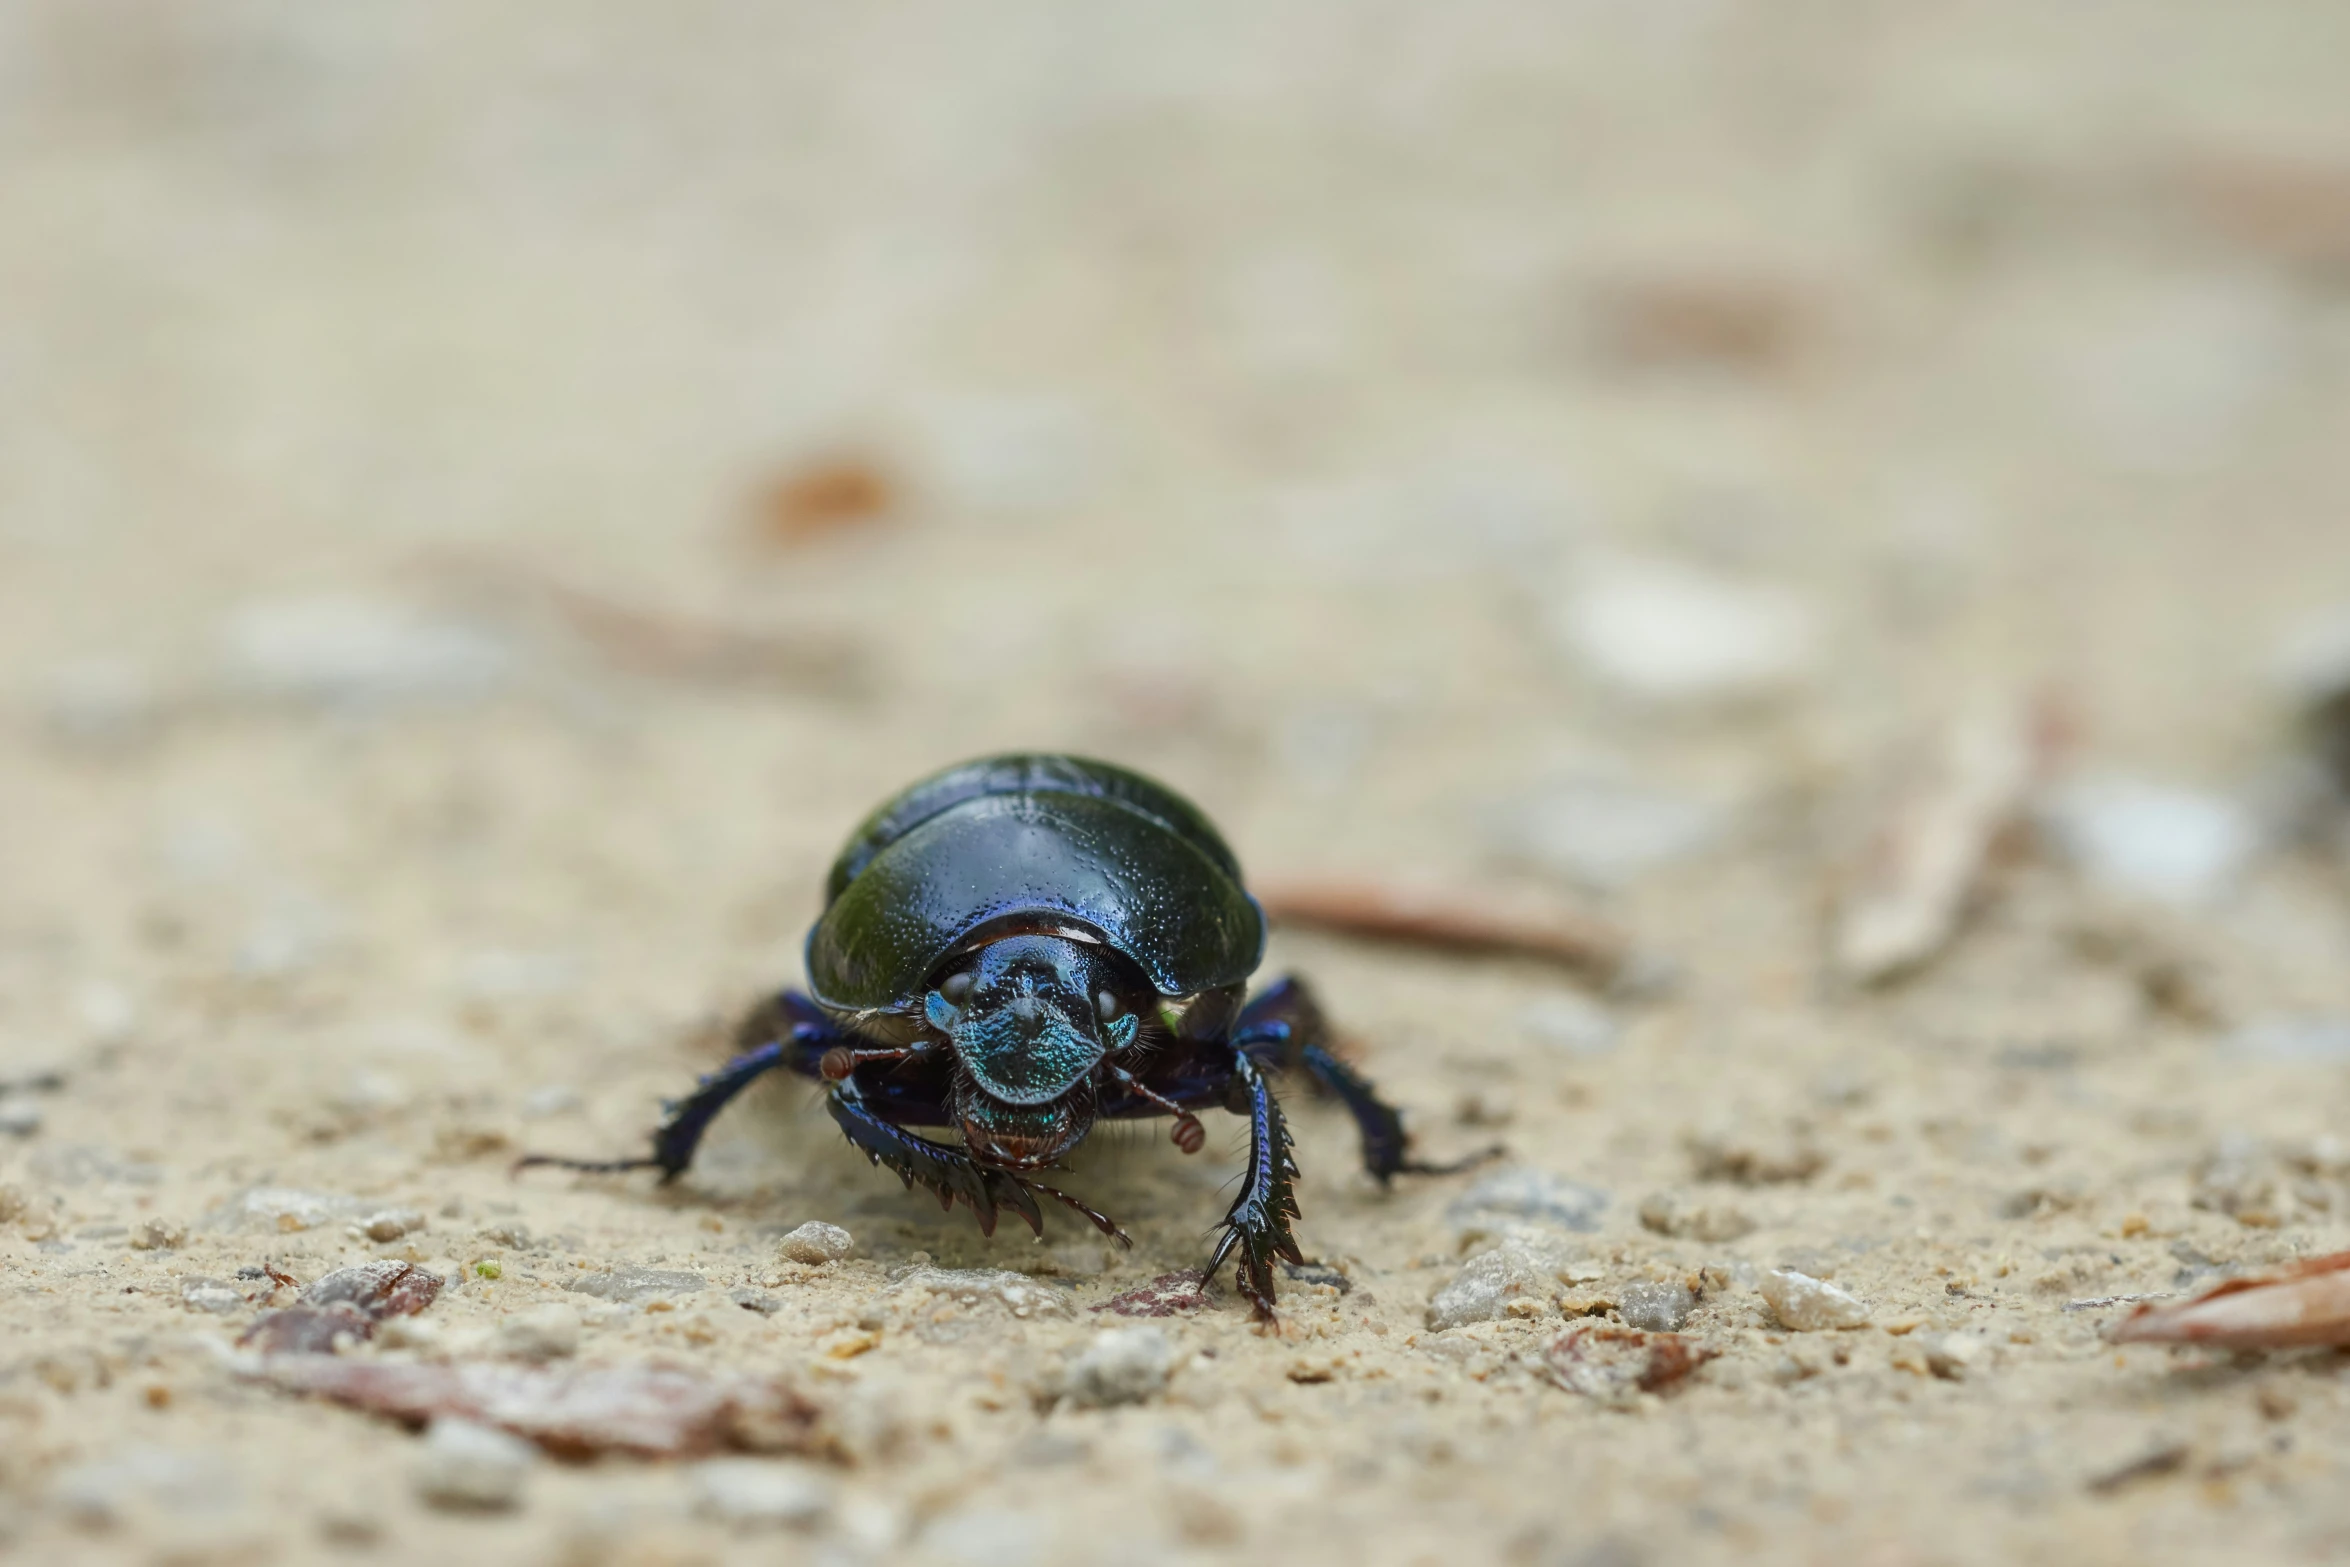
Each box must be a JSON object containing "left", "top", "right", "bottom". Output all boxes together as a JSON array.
[
  {"left": 2042, "top": 776, "right": 2259, "bottom": 908},
  {"left": 691, "top": 1459, "right": 833, "bottom": 1529},
  {"left": 1618, "top": 1280, "right": 1696, "bottom": 1332},
  {"left": 352, "top": 1209, "right": 427, "bottom": 1244},
  {"left": 1924, "top": 1332, "right": 1987, "bottom": 1380},
  {"left": 0, "top": 1103, "right": 43, "bottom": 1137},
  {"left": 885, "top": 1267, "right": 1071, "bottom": 1319},
  {"left": 1064, "top": 1326, "right": 1180, "bottom": 1407},
  {"left": 52, "top": 1447, "right": 233, "bottom": 1526},
  {"left": 412, "top": 1418, "right": 534, "bottom": 1511},
  {"left": 1552, "top": 557, "right": 1818, "bottom": 706},
  {"left": 494, "top": 1304, "right": 582, "bottom": 1362},
  {"left": 567, "top": 1267, "right": 706, "bottom": 1304},
  {"left": 778, "top": 1221, "right": 854, "bottom": 1265},
  {"left": 1428, "top": 1233, "right": 1575, "bottom": 1330},
  {"left": 207, "top": 1186, "right": 364, "bottom": 1234},
  {"left": 1638, "top": 1192, "right": 1756, "bottom": 1243},
  {"left": 1759, "top": 1268, "right": 1871, "bottom": 1331},
  {"left": 518, "top": 1085, "right": 584, "bottom": 1119},
  {"left": 129, "top": 1219, "right": 187, "bottom": 1251},
  {"left": 180, "top": 1279, "right": 246, "bottom": 1315}
]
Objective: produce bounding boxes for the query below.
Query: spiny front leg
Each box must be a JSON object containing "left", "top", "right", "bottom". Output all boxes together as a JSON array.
[
  {"left": 1235, "top": 974, "right": 1497, "bottom": 1185},
  {"left": 826, "top": 1083, "right": 1132, "bottom": 1246},
  {"left": 1203, "top": 1054, "right": 1303, "bottom": 1319}
]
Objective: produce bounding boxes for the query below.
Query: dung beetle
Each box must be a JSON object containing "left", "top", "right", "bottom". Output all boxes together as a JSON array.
[{"left": 524, "top": 753, "right": 1481, "bottom": 1315}]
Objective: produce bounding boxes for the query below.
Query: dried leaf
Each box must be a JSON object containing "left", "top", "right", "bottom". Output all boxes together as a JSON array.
[
  {"left": 256, "top": 1357, "right": 826, "bottom": 1459},
  {"left": 2105, "top": 1250, "right": 2350, "bottom": 1348}
]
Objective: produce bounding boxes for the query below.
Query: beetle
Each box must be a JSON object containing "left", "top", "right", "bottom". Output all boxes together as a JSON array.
[{"left": 523, "top": 753, "right": 1482, "bottom": 1315}]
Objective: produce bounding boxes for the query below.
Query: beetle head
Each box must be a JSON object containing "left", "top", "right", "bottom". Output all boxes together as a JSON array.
[{"left": 925, "top": 933, "right": 1138, "bottom": 1168}]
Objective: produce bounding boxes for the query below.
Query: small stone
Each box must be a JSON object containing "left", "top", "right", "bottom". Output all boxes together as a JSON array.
[
  {"left": 129, "top": 1219, "right": 187, "bottom": 1251},
  {"left": 777, "top": 1221, "right": 854, "bottom": 1265},
  {"left": 1924, "top": 1332, "right": 1987, "bottom": 1380},
  {"left": 1064, "top": 1327, "right": 1179, "bottom": 1407},
  {"left": 1618, "top": 1280, "right": 1696, "bottom": 1333},
  {"left": 1687, "top": 1127, "right": 1824, "bottom": 1186},
  {"left": 180, "top": 1279, "right": 246, "bottom": 1315},
  {"left": 1518, "top": 994, "right": 1622, "bottom": 1057},
  {"left": 494, "top": 1304, "right": 582, "bottom": 1362},
  {"left": 0, "top": 1103, "right": 43, "bottom": 1137},
  {"left": 53, "top": 1447, "right": 234, "bottom": 1527},
  {"left": 518, "top": 1085, "right": 584, "bottom": 1120},
  {"left": 2042, "top": 776, "right": 2260, "bottom": 908},
  {"left": 1446, "top": 1168, "right": 1609, "bottom": 1241},
  {"left": 1552, "top": 557, "right": 1818, "bottom": 706},
  {"left": 884, "top": 1267, "right": 1072, "bottom": 1319},
  {"left": 412, "top": 1417, "right": 534, "bottom": 1511},
  {"left": 220, "top": 594, "right": 512, "bottom": 707},
  {"left": 1759, "top": 1268, "right": 1871, "bottom": 1331},
  {"left": 207, "top": 1187, "right": 364, "bottom": 1234},
  {"left": 567, "top": 1267, "right": 706, "bottom": 1305},
  {"left": 691, "top": 1458, "right": 833, "bottom": 1530},
  {"left": 2223, "top": 1019, "right": 2350, "bottom": 1065},
  {"left": 475, "top": 1221, "right": 533, "bottom": 1249},
  {"left": 351, "top": 1209, "right": 426, "bottom": 1244},
  {"left": 1428, "top": 1233, "right": 1577, "bottom": 1330},
  {"left": 1637, "top": 1192, "right": 1757, "bottom": 1243}
]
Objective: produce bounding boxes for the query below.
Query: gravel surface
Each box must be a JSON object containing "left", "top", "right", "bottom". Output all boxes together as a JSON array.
[{"left": 5, "top": 4, "right": 2350, "bottom": 1564}]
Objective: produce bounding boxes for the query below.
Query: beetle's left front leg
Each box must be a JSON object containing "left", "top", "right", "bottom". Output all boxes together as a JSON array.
[
  {"left": 827, "top": 1082, "right": 1132, "bottom": 1247},
  {"left": 1203, "top": 1054, "right": 1303, "bottom": 1320}
]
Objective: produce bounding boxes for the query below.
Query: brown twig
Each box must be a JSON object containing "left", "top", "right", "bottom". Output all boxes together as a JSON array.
[{"left": 1254, "top": 879, "right": 1634, "bottom": 984}]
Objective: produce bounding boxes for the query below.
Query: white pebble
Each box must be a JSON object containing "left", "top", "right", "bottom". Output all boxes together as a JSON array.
[
  {"left": 350, "top": 1209, "right": 426, "bottom": 1244},
  {"left": 220, "top": 594, "right": 512, "bottom": 707},
  {"left": 0, "top": 1103, "right": 43, "bottom": 1137},
  {"left": 1759, "top": 1268, "right": 1871, "bottom": 1331},
  {"left": 691, "top": 1458, "right": 833, "bottom": 1529},
  {"left": 777, "top": 1221, "right": 854, "bottom": 1265},
  {"left": 1064, "top": 1326, "right": 1179, "bottom": 1407},
  {"left": 412, "top": 1418, "right": 534, "bottom": 1511},
  {"left": 1553, "top": 558, "right": 1818, "bottom": 706},
  {"left": 1924, "top": 1332, "right": 1987, "bottom": 1380},
  {"left": 2042, "top": 776, "right": 2259, "bottom": 908},
  {"left": 1427, "top": 1233, "right": 1576, "bottom": 1330},
  {"left": 493, "top": 1304, "right": 581, "bottom": 1362}
]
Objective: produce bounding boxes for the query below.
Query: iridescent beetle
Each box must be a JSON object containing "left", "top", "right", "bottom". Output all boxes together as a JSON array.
[{"left": 524, "top": 754, "right": 1480, "bottom": 1315}]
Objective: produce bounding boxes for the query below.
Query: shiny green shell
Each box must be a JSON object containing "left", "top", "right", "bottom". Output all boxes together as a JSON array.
[{"left": 805, "top": 755, "right": 1265, "bottom": 1013}]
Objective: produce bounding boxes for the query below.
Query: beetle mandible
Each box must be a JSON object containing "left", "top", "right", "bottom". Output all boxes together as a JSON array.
[{"left": 524, "top": 753, "right": 1482, "bottom": 1316}]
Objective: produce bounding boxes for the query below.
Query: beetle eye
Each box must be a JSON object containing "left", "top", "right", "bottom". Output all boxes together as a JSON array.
[
  {"left": 1096, "top": 990, "right": 1121, "bottom": 1021},
  {"left": 940, "top": 972, "right": 974, "bottom": 1003}
]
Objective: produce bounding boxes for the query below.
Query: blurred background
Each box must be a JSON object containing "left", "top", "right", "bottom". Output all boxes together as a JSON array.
[{"left": 6, "top": 4, "right": 2350, "bottom": 1561}]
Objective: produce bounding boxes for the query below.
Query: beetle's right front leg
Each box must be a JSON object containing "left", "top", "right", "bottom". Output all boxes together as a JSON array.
[{"left": 1202, "top": 1054, "right": 1304, "bottom": 1320}]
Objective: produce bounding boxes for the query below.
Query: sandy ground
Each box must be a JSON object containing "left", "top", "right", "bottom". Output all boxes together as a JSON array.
[{"left": 7, "top": 4, "right": 2350, "bottom": 1564}]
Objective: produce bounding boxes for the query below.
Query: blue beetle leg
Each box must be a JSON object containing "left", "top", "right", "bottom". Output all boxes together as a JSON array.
[
  {"left": 824, "top": 1081, "right": 1049, "bottom": 1239},
  {"left": 1203, "top": 1054, "right": 1303, "bottom": 1320},
  {"left": 1235, "top": 974, "right": 1499, "bottom": 1185},
  {"left": 516, "top": 989, "right": 843, "bottom": 1182}
]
